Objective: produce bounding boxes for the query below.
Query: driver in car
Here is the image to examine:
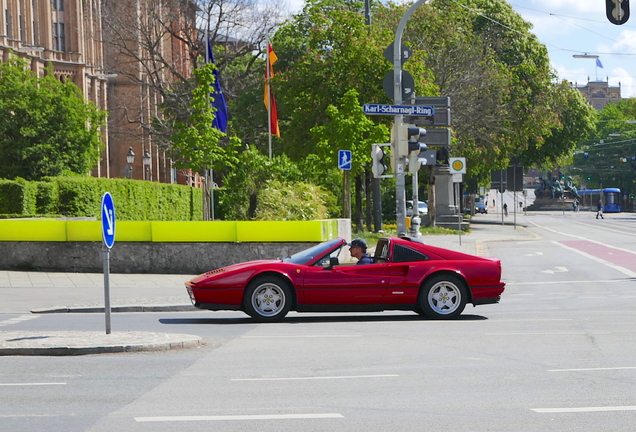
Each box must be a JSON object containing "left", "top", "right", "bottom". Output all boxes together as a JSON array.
[{"left": 349, "top": 238, "right": 373, "bottom": 265}]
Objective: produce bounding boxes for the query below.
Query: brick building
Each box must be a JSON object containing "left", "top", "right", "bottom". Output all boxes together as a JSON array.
[{"left": 0, "top": 0, "right": 196, "bottom": 184}]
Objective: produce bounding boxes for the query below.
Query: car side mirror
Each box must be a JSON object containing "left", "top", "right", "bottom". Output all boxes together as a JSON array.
[{"left": 324, "top": 257, "right": 339, "bottom": 269}]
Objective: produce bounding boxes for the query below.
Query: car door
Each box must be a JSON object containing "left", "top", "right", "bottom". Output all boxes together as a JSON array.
[
  {"left": 300, "top": 262, "right": 393, "bottom": 305},
  {"left": 382, "top": 243, "right": 438, "bottom": 304}
]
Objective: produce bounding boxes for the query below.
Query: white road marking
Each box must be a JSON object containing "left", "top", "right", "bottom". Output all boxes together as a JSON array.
[
  {"left": 0, "top": 315, "right": 39, "bottom": 326},
  {"left": 552, "top": 241, "right": 636, "bottom": 278},
  {"left": 532, "top": 406, "right": 636, "bottom": 413},
  {"left": 0, "top": 382, "right": 67, "bottom": 386},
  {"left": 529, "top": 221, "right": 636, "bottom": 277},
  {"left": 509, "top": 279, "right": 625, "bottom": 286},
  {"left": 231, "top": 374, "right": 399, "bottom": 381},
  {"left": 240, "top": 335, "right": 361, "bottom": 339},
  {"left": 541, "top": 266, "right": 568, "bottom": 274},
  {"left": 135, "top": 413, "right": 344, "bottom": 422},
  {"left": 486, "top": 332, "right": 587, "bottom": 336},
  {"left": 491, "top": 319, "right": 573, "bottom": 322},
  {"left": 549, "top": 366, "right": 636, "bottom": 372}
]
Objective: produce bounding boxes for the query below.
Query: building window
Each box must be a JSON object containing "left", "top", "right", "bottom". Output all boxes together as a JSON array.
[
  {"left": 52, "top": 0, "right": 66, "bottom": 51},
  {"left": 53, "top": 22, "right": 65, "bottom": 51},
  {"left": 32, "top": 0, "right": 38, "bottom": 44},
  {"left": 5, "top": 8, "right": 11, "bottom": 38}
]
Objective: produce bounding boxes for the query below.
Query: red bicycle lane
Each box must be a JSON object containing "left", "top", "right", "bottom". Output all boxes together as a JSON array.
[{"left": 560, "top": 240, "right": 636, "bottom": 273}]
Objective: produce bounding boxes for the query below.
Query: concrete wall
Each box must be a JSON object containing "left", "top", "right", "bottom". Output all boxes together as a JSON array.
[
  {"left": 0, "top": 218, "right": 353, "bottom": 274},
  {"left": 0, "top": 242, "right": 318, "bottom": 274}
]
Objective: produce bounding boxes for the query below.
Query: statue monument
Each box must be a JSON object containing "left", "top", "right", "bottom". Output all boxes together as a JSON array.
[{"left": 527, "top": 172, "right": 580, "bottom": 211}]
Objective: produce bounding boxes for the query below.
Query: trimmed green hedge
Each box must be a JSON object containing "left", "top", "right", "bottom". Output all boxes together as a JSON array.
[{"left": 0, "top": 177, "right": 202, "bottom": 221}]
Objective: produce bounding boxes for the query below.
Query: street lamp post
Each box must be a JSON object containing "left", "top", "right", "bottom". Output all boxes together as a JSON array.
[
  {"left": 126, "top": 147, "right": 135, "bottom": 179},
  {"left": 143, "top": 149, "right": 151, "bottom": 181}
]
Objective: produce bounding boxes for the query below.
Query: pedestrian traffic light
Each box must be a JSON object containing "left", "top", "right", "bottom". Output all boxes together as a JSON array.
[
  {"left": 371, "top": 144, "right": 388, "bottom": 178},
  {"left": 606, "top": 0, "right": 630, "bottom": 25},
  {"left": 396, "top": 124, "right": 427, "bottom": 157}
]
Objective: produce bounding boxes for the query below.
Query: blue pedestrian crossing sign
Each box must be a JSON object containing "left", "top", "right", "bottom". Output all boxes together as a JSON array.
[
  {"left": 101, "top": 192, "right": 116, "bottom": 249},
  {"left": 338, "top": 150, "right": 352, "bottom": 170}
]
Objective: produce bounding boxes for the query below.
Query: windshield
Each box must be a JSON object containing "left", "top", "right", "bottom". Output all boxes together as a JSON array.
[{"left": 283, "top": 238, "right": 344, "bottom": 265}]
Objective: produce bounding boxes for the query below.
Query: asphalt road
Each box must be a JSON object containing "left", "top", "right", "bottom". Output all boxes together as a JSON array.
[{"left": 2, "top": 211, "right": 636, "bottom": 431}]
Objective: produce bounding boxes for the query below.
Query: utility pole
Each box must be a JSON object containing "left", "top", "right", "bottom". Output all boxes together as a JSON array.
[{"left": 393, "top": 0, "right": 431, "bottom": 236}]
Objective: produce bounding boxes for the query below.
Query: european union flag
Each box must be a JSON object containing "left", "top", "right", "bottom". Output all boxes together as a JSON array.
[
  {"left": 206, "top": 34, "right": 229, "bottom": 133},
  {"left": 596, "top": 58, "right": 604, "bottom": 69}
]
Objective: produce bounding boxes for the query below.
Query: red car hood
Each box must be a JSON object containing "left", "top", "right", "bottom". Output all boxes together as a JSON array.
[{"left": 189, "top": 259, "right": 281, "bottom": 284}]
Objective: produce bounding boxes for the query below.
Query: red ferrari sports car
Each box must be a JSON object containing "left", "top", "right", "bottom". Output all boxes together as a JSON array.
[{"left": 185, "top": 236, "right": 505, "bottom": 322}]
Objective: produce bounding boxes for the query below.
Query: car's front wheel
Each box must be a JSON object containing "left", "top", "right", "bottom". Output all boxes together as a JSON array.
[
  {"left": 418, "top": 274, "right": 467, "bottom": 319},
  {"left": 244, "top": 276, "right": 292, "bottom": 322}
]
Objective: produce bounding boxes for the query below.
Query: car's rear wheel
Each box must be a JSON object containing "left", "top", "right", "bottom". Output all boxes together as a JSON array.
[
  {"left": 418, "top": 274, "right": 467, "bottom": 319},
  {"left": 244, "top": 276, "right": 292, "bottom": 322}
]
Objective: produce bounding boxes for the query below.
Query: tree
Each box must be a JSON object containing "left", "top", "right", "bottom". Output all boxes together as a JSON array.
[
  {"left": 0, "top": 57, "right": 106, "bottom": 180},
  {"left": 311, "top": 89, "right": 389, "bottom": 229},
  {"left": 573, "top": 99, "right": 636, "bottom": 196},
  {"left": 519, "top": 81, "right": 595, "bottom": 168},
  {"left": 373, "top": 0, "right": 592, "bottom": 181},
  {"left": 154, "top": 63, "right": 239, "bottom": 173},
  {"left": 272, "top": 1, "right": 403, "bottom": 159},
  {"left": 100, "top": 0, "right": 288, "bottom": 165},
  {"left": 218, "top": 145, "right": 337, "bottom": 220}
]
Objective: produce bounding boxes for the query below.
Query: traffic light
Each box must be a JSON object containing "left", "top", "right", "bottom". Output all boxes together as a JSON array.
[
  {"left": 396, "top": 124, "right": 427, "bottom": 157},
  {"left": 606, "top": 0, "right": 630, "bottom": 25},
  {"left": 371, "top": 144, "right": 388, "bottom": 178}
]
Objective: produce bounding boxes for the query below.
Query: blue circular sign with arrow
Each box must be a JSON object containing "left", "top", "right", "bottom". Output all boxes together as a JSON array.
[{"left": 101, "top": 192, "right": 116, "bottom": 249}]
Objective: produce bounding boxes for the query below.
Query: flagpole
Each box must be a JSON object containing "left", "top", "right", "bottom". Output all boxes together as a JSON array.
[
  {"left": 206, "top": 31, "right": 214, "bottom": 220},
  {"left": 266, "top": 40, "right": 273, "bottom": 159}
]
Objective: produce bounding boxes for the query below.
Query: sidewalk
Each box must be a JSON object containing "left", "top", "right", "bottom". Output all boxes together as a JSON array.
[{"left": 0, "top": 213, "right": 536, "bottom": 356}]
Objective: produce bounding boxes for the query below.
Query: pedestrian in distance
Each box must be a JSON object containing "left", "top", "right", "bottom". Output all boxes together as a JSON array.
[
  {"left": 503, "top": 203, "right": 508, "bottom": 217},
  {"left": 349, "top": 238, "right": 373, "bottom": 265},
  {"left": 596, "top": 200, "right": 604, "bottom": 219}
]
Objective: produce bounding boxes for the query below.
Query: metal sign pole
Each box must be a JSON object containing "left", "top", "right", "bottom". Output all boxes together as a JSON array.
[
  {"left": 392, "top": 0, "right": 431, "bottom": 237},
  {"left": 102, "top": 244, "right": 111, "bottom": 335},
  {"left": 457, "top": 182, "right": 462, "bottom": 245},
  {"left": 101, "top": 192, "right": 116, "bottom": 335}
]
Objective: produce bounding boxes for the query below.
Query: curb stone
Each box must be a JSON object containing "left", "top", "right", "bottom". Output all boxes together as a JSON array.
[{"left": 0, "top": 331, "right": 203, "bottom": 356}]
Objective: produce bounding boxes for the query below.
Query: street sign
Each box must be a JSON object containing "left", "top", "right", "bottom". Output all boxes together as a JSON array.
[
  {"left": 408, "top": 108, "right": 451, "bottom": 127},
  {"left": 101, "top": 192, "right": 116, "bottom": 249},
  {"left": 506, "top": 165, "right": 524, "bottom": 192},
  {"left": 453, "top": 173, "right": 463, "bottom": 183},
  {"left": 382, "top": 70, "right": 415, "bottom": 101},
  {"left": 363, "top": 104, "right": 434, "bottom": 116},
  {"left": 338, "top": 150, "right": 352, "bottom": 170},
  {"left": 490, "top": 170, "right": 506, "bottom": 193},
  {"left": 449, "top": 157, "right": 466, "bottom": 174},
  {"left": 413, "top": 96, "right": 450, "bottom": 107},
  {"left": 383, "top": 42, "right": 413, "bottom": 65}
]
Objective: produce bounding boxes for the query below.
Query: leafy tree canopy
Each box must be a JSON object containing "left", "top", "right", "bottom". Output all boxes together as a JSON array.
[
  {"left": 0, "top": 56, "right": 106, "bottom": 180},
  {"left": 155, "top": 63, "right": 239, "bottom": 173}
]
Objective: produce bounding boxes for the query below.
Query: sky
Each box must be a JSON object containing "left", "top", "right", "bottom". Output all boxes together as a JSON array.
[
  {"left": 284, "top": 0, "right": 636, "bottom": 98},
  {"left": 509, "top": 0, "right": 636, "bottom": 98}
]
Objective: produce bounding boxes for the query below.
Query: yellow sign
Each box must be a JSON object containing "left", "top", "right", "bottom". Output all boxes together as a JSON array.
[{"left": 449, "top": 157, "right": 466, "bottom": 174}]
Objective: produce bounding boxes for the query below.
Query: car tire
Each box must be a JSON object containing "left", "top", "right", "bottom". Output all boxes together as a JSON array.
[
  {"left": 244, "top": 276, "right": 292, "bottom": 322},
  {"left": 418, "top": 274, "right": 467, "bottom": 319}
]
